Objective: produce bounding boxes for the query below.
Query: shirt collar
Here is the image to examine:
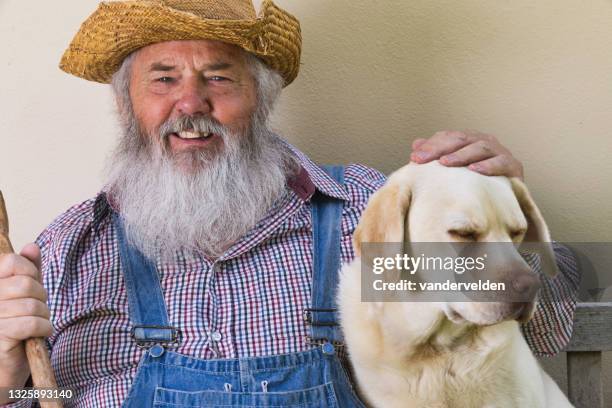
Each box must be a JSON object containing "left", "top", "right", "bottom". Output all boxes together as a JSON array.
[
  {"left": 285, "top": 142, "right": 349, "bottom": 202},
  {"left": 92, "top": 191, "right": 112, "bottom": 234}
]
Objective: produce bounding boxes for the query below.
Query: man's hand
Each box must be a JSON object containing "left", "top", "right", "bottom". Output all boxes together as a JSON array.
[
  {"left": 0, "top": 243, "right": 50, "bottom": 397},
  {"left": 410, "top": 130, "right": 524, "bottom": 179}
]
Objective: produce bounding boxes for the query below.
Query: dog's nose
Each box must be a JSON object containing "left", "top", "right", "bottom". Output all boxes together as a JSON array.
[{"left": 510, "top": 272, "right": 541, "bottom": 301}]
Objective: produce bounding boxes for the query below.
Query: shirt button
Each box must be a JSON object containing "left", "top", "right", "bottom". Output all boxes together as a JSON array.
[{"left": 211, "top": 331, "right": 223, "bottom": 342}]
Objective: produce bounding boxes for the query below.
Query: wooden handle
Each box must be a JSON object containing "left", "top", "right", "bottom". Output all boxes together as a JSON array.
[
  {"left": 0, "top": 192, "right": 63, "bottom": 408},
  {"left": 0, "top": 192, "right": 13, "bottom": 253}
]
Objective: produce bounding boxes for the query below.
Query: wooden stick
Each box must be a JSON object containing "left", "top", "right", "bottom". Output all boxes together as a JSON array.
[{"left": 0, "top": 192, "right": 62, "bottom": 408}]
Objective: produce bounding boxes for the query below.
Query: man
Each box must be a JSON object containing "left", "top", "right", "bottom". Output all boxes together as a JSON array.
[{"left": 0, "top": 0, "right": 579, "bottom": 407}]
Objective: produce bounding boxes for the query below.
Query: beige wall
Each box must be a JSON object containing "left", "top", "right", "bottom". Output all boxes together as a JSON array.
[{"left": 1, "top": 0, "right": 611, "bottom": 399}]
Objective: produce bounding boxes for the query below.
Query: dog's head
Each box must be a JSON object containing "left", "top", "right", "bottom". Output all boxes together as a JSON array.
[{"left": 354, "top": 161, "right": 558, "bottom": 326}]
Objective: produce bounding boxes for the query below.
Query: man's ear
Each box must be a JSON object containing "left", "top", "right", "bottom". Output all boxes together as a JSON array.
[
  {"left": 353, "top": 171, "right": 413, "bottom": 257},
  {"left": 510, "top": 178, "right": 559, "bottom": 277}
]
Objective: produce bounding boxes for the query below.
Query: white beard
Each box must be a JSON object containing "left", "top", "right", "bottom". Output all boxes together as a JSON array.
[{"left": 104, "top": 111, "right": 299, "bottom": 261}]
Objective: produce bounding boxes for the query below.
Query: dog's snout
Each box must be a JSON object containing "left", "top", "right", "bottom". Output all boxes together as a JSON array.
[
  {"left": 510, "top": 271, "right": 541, "bottom": 302},
  {"left": 511, "top": 272, "right": 541, "bottom": 295}
]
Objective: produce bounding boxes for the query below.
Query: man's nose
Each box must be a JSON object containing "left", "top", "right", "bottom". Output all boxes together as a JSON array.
[{"left": 176, "top": 79, "right": 211, "bottom": 117}]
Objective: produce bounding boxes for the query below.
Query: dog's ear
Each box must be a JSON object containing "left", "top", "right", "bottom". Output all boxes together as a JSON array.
[
  {"left": 353, "top": 173, "right": 413, "bottom": 257},
  {"left": 510, "top": 178, "right": 558, "bottom": 277}
]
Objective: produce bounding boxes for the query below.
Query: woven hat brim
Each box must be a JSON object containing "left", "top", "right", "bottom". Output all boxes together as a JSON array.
[{"left": 59, "top": 0, "right": 301, "bottom": 86}]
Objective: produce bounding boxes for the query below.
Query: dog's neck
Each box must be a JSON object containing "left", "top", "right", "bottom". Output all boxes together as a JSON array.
[
  {"left": 419, "top": 317, "right": 477, "bottom": 354},
  {"left": 376, "top": 305, "right": 513, "bottom": 365}
]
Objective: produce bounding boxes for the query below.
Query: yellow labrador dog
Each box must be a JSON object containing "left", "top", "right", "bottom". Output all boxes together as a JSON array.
[{"left": 338, "top": 161, "right": 573, "bottom": 408}]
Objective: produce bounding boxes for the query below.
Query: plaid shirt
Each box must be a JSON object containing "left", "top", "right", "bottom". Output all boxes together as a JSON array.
[{"left": 5, "top": 146, "right": 579, "bottom": 408}]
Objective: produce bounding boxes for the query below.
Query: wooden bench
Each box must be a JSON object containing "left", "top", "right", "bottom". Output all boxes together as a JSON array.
[{"left": 566, "top": 302, "right": 612, "bottom": 408}]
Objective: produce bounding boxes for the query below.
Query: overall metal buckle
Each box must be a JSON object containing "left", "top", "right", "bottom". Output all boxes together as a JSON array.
[
  {"left": 130, "top": 325, "right": 182, "bottom": 349},
  {"left": 303, "top": 308, "right": 339, "bottom": 326},
  {"left": 304, "top": 336, "right": 345, "bottom": 348}
]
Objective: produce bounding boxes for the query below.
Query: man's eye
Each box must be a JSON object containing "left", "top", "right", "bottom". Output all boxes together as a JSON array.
[
  {"left": 156, "top": 77, "right": 175, "bottom": 83},
  {"left": 207, "top": 76, "right": 229, "bottom": 82}
]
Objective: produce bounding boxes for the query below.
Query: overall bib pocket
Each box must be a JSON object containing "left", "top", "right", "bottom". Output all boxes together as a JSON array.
[{"left": 152, "top": 382, "right": 339, "bottom": 407}]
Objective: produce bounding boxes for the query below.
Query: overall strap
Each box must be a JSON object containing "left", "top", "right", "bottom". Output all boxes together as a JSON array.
[
  {"left": 306, "top": 165, "right": 345, "bottom": 345},
  {"left": 112, "top": 213, "right": 181, "bottom": 348}
]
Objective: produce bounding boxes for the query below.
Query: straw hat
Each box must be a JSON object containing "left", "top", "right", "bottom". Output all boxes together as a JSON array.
[{"left": 60, "top": 0, "right": 301, "bottom": 86}]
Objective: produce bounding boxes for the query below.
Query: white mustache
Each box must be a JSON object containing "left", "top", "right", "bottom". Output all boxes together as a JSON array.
[{"left": 157, "top": 116, "right": 230, "bottom": 140}]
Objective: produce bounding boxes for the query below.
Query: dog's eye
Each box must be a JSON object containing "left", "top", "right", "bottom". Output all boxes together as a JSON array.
[
  {"left": 510, "top": 229, "right": 527, "bottom": 239},
  {"left": 448, "top": 230, "right": 479, "bottom": 241}
]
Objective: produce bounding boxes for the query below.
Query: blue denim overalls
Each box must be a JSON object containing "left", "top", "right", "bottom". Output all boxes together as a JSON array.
[{"left": 113, "top": 166, "right": 367, "bottom": 407}]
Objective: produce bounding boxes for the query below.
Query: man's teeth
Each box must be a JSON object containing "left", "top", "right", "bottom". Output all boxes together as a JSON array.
[{"left": 177, "top": 131, "right": 212, "bottom": 139}]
